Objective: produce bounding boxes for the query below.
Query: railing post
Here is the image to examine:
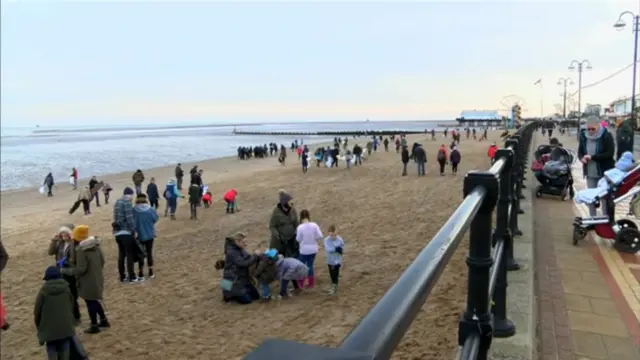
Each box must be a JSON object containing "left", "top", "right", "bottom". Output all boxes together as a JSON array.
[
  {"left": 509, "top": 135, "right": 524, "bottom": 237},
  {"left": 492, "top": 148, "right": 517, "bottom": 337},
  {"left": 503, "top": 140, "right": 521, "bottom": 272},
  {"left": 458, "top": 171, "right": 498, "bottom": 360}
]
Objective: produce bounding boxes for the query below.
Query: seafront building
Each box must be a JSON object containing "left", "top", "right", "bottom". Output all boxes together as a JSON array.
[{"left": 455, "top": 110, "right": 503, "bottom": 127}]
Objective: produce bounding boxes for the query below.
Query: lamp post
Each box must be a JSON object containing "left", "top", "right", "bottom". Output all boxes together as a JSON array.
[
  {"left": 614, "top": 11, "right": 639, "bottom": 150},
  {"left": 569, "top": 60, "right": 592, "bottom": 138},
  {"left": 557, "top": 77, "right": 573, "bottom": 120}
]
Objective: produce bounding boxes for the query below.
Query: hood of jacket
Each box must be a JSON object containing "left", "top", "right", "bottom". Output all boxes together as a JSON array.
[
  {"left": 77, "top": 236, "right": 101, "bottom": 251},
  {"left": 134, "top": 203, "right": 152, "bottom": 212},
  {"left": 42, "top": 278, "right": 71, "bottom": 296}
]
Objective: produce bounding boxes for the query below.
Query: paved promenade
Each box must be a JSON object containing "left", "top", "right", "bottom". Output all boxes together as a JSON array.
[{"left": 533, "top": 132, "right": 640, "bottom": 360}]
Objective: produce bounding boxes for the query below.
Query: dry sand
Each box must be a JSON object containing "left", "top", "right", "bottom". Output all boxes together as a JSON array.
[{"left": 0, "top": 132, "right": 502, "bottom": 360}]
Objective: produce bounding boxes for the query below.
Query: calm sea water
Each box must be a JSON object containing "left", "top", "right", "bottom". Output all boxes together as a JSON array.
[{"left": 0, "top": 120, "right": 455, "bottom": 190}]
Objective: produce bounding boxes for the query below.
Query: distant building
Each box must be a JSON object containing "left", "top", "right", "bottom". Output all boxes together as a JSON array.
[
  {"left": 456, "top": 110, "right": 502, "bottom": 127},
  {"left": 609, "top": 95, "right": 640, "bottom": 116}
]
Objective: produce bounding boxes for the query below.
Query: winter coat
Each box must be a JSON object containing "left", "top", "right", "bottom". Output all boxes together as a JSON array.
[
  {"left": 146, "top": 183, "right": 159, "bottom": 202},
  {"left": 0, "top": 239, "right": 8, "bottom": 273},
  {"left": 276, "top": 257, "right": 308, "bottom": 281},
  {"left": 188, "top": 184, "right": 202, "bottom": 204},
  {"left": 578, "top": 128, "right": 615, "bottom": 178},
  {"left": 269, "top": 204, "right": 299, "bottom": 256},
  {"left": 77, "top": 186, "right": 92, "bottom": 201},
  {"left": 413, "top": 146, "right": 426, "bottom": 163},
  {"left": 487, "top": 145, "right": 498, "bottom": 159},
  {"left": 44, "top": 174, "right": 54, "bottom": 187},
  {"left": 34, "top": 279, "right": 76, "bottom": 344},
  {"left": 401, "top": 148, "right": 410, "bottom": 164},
  {"left": 222, "top": 237, "right": 258, "bottom": 297},
  {"left": 175, "top": 165, "right": 184, "bottom": 178},
  {"left": 48, "top": 239, "right": 76, "bottom": 269},
  {"left": 253, "top": 255, "right": 278, "bottom": 284},
  {"left": 133, "top": 203, "right": 158, "bottom": 241},
  {"left": 132, "top": 171, "right": 145, "bottom": 185},
  {"left": 450, "top": 149, "right": 461, "bottom": 164},
  {"left": 72, "top": 237, "right": 105, "bottom": 300}
]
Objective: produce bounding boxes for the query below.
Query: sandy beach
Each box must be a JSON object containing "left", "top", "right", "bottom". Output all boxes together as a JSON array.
[{"left": 0, "top": 132, "right": 502, "bottom": 360}]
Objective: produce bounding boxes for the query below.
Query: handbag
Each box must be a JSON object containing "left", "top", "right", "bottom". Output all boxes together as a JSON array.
[{"left": 219, "top": 278, "right": 235, "bottom": 291}]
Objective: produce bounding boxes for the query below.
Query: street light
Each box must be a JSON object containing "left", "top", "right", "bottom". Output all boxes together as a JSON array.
[
  {"left": 557, "top": 77, "right": 574, "bottom": 120},
  {"left": 613, "top": 10, "right": 639, "bottom": 133},
  {"left": 568, "top": 59, "right": 592, "bottom": 137}
]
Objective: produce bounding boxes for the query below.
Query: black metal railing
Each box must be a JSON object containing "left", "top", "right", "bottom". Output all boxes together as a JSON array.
[{"left": 243, "top": 122, "right": 538, "bottom": 360}]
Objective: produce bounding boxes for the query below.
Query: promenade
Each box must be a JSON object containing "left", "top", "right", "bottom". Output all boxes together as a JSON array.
[{"left": 532, "top": 132, "right": 640, "bottom": 359}]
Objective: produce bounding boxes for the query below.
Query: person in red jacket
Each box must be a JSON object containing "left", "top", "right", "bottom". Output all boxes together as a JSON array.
[
  {"left": 202, "top": 191, "right": 213, "bottom": 208},
  {"left": 487, "top": 143, "right": 498, "bottom": 164},
  {"left": 223, "top": 189, "right": 238, "bottom": 214}
]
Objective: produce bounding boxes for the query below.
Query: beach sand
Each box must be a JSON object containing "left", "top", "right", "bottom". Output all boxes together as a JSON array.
[{"left": 0, "top": 132, "right": 501, "bottom": 360}]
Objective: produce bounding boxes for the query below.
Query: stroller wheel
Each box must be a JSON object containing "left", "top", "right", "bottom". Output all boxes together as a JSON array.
[
  {"left": 572, "top": 226, "right": 587, "bottom": 246},
  {"left": 535, "top": 190, "right": 542, "bottom": 198},
  {"left": 614, "top": 228, "right": 640, "bottom": 254},
  {"left": 616, "top": 219, "right": 638, "bottom": 230},
  {"left": 561, "top": 190, "right": 568, "bottom": 201}
]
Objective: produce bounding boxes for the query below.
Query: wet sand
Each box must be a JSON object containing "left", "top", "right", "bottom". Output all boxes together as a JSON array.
[{"left": 1, "top": 132, "right": 501, "bottom": 360}]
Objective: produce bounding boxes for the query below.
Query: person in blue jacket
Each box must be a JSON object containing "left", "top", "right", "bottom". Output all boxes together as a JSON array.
[
  {"left": 133, "top": 194, "right": 158, "bottom": 279},
  {"left": 162, "top": 178, "right": 184, "bottom": 220}
]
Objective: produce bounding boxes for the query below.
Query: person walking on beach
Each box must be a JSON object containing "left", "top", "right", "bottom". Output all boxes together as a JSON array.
[
  {"left": 102, "top": 181, "right": 113, "bottom": 205},
  {"left": 133, "top": 194, "right": 158, "bottom": 279},
  {"left": 188, "top": 182, "right": 201, "bottom": 220},
  {"left": 487, "top": 142, "right": 498, "bottom": 164},
  {"left": 323, "top": 224, "right": 344, "bottom": 295},
  {"left": 301, "top": 149, "right": 309, "bottom": 173},
  {"left": 163, "top": 178, "right": 184, "bottom": 220},
  {"left": 70, "top": 168, "right": 78, "bottom": 190},
  {"left": 413, "top": 144, "right": 427, "bottom": 176},
  {"left": 437, "top": 145, "right": 448, "bottom": 176},
  {"left": 175, "top": 163, "right": 184, "bottom": 190},
  {"left": 73, "top": 186, "right": 92, "bottom": 216},
  {"left": 401, "top": 145, "right": 410, "bottom": 176},
  {"left": 450, "top": 146, "right": 461, "bottom": 175},
  {"left": 89, "top": 176, "right": 102, "bottom": 208},
  {"left": 113, "top": 187, "right": 141, "bottom": 283},
  {"left": 269, "top": 190, "right": 300, "bottom": 258},
  {"left": 146, "top": 177, "right": 159, "bottom": 209},
  {"left": 132, "top": 170, "right": 145, "bottom": 195},
  {"left": 278, "top": 145, "right": 287, "bottom": 165},
  {"left": 353, "top": 144, "right": 363, "bottom": 166},
  {"left": 1, "top": 238, "right": 10, "bottom": 331},
  {"left": 43, "top": 172, "right": 54, "bottom": 197},
  {"left": 383, "top": 137, "right": 389, "bottom": 152},
  {"left": 48, "top": 225, "right": 82, "bottom": 324},
  {"left": 295, "top": 209, "right": 323, "bottom": 289}
]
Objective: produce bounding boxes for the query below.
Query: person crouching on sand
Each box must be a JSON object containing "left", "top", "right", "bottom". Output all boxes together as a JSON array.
[
  {"left": 188, "top": 182, "right": 201, "bottom": 220},
  {"left": 133, "top": 194, "right": 158, "bottom": 279},
  {"left": 253, "top": 249, "right": 279, "bottom": 301},
  {"left": 34, "top": 266, "right": 77, "bottom": 359},
  {"left": 217, "top": 233, "right": 261, "bottom": 305},
  {"left": 276, "top": 254, "right": 308, "bottom": 298},
  {"left": 202, "top": 191, "right": 213, "bottom": 208},
  {"left": 48, "top": 224, "right": 82, "bottom": 324},
  {"left": 162, "top": 178, "right": 184, "bottom": 220},
  {"left": 62, "top": 225, "right": 110, "bottom": 334},
  {"left": 146, "top": 177, "right": 159, "bottom": 209},
  {"left": 223, "top": 189, "right": 238, "bottom": 214}
]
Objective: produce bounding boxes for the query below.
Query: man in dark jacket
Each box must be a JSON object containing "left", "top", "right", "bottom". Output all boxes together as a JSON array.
[
  {"left": 175, "top": 163, "right": 184, "bottom": 190},
  {"left": 269, "top": 191, "right": 299, "bottom": 257},
  {"left": 578, "top": 116, "right": 615, "bottom": 216},
  {"left": 401, "top": 146, "right": 410, "bottom": 176},
  {"left": 132, "top": 170, "right": 145, "bottom": 195},
  {"left": 113, "top": 187, "right": 140, "bottom": 283},
  {"left": 616, "top": 118, "right": 635, "bottom": 160},
  {"left": 221, "top": 234, "right": 260, "bottom": 304},
  {"left": 413, "top": 145, "right": 427, "bottom": 176},
  {"left": 353, "top": 144, "right": 363, "bottom": 166},
  {"left": 88, "top": 176, "right": 102, "bottom": 207},
  {"left": 146, "top": 178, "right": 160, "bottom": 209}
]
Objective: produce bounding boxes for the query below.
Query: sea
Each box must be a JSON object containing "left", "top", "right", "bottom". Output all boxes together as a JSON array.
[{"left": 0, "top": 120, "right": 457, "bottom": 191}]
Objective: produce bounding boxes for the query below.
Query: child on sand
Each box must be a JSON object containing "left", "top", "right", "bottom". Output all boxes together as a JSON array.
[
  {"left": 188, "top": 183, "right": 201, "bottom": 220},
  {"left": 163, "top": 178, "right": 184, "bottom": 220},
  {"left": 253, "top": 249, "right": 279, "bottom": 301},
  {"left": 202, "top": 191, "right": 213, "bottom": 208},
  {"left": 223, "top": 189, "right": 238, "bottom": 214},
  {"left": 34, "top": 266, "right": 76, "bottom": 359},
  {"left": 323, "top": 225, "right": 344, "bottom": 295},
  {"left": 276, "top": 255, "right": 308, "bottom": 298}
]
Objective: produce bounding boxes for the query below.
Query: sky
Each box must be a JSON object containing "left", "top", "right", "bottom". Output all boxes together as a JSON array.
[{"left": 2, "top": 0, "right": 640, "bottom": 126}]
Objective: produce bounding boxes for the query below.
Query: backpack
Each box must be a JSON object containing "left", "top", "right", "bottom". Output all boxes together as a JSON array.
[
  {"left": 163, "top": 185, "right": 174, "bottom": 199},
  {"left": 437, "top": 149, "right": 446, "bottom": 161}
]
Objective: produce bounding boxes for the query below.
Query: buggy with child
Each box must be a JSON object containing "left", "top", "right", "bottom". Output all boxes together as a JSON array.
[
  {"left": 573, "top": 151, "right": 640, "bottom": 253},
  {"left": 531, "top": 142, "right": 576, "bottom": 201}
]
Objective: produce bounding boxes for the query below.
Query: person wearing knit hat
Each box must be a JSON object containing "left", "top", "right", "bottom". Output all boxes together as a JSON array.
[
  {"left": 48, "top": 225, "right": 81, "bottom": 323},
  {"left": 269, "top": 189, "right": 300, "bottom": 262},
  {"left": 113, "top": 187, "right": 140, "bottom": 283},
  {"left": 72, "top": 225, "right": 90, "bottom": 242},
  {"left": 34, "top": 266, "right": 76, "bottom": 355}
]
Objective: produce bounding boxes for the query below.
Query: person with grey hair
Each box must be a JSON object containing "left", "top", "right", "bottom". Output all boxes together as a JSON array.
[{"left": 577, "top": 116, "right": 615, "bottom": 216}]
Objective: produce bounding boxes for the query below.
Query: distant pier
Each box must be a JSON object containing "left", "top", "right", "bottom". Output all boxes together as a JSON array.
[{"left": 232, "top": 130, "right": 426, "bottom": 136}]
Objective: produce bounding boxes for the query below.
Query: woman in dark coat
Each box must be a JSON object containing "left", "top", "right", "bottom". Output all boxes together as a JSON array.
[
  {"left": 268, "top": 190, "right": 299, "bottom": 257},
  {"left": 221, "top": 233, "right": 260, "bottom": 304}
]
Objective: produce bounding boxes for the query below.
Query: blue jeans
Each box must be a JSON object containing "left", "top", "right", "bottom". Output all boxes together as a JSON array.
[
  {"left": 417, "top": 162, "right": 425, "bottom": 176},
  {"left": 298, "top": 253, "right": 316, "bottom": 277},
  {"left": 260, "top": 281, "right": 271, "bottom": 298},
  {"left": 166, "top": 197, "right": 177, "bottom": 215},
  {"left": 46, "top": 338, "right": 70, "bottom": 358}
]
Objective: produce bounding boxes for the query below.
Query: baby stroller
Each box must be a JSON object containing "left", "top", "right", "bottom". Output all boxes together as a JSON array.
[
  {"left": 572, "top": 160, "right": 640, "bottom": 254},
  {"left": 532, "top": 145, "right": 575, "bottom": 201}
]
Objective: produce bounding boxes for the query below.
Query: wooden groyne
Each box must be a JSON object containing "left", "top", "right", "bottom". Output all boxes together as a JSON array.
[{"left": 232, "top": 130, "right": 426, "bottom": 136}]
